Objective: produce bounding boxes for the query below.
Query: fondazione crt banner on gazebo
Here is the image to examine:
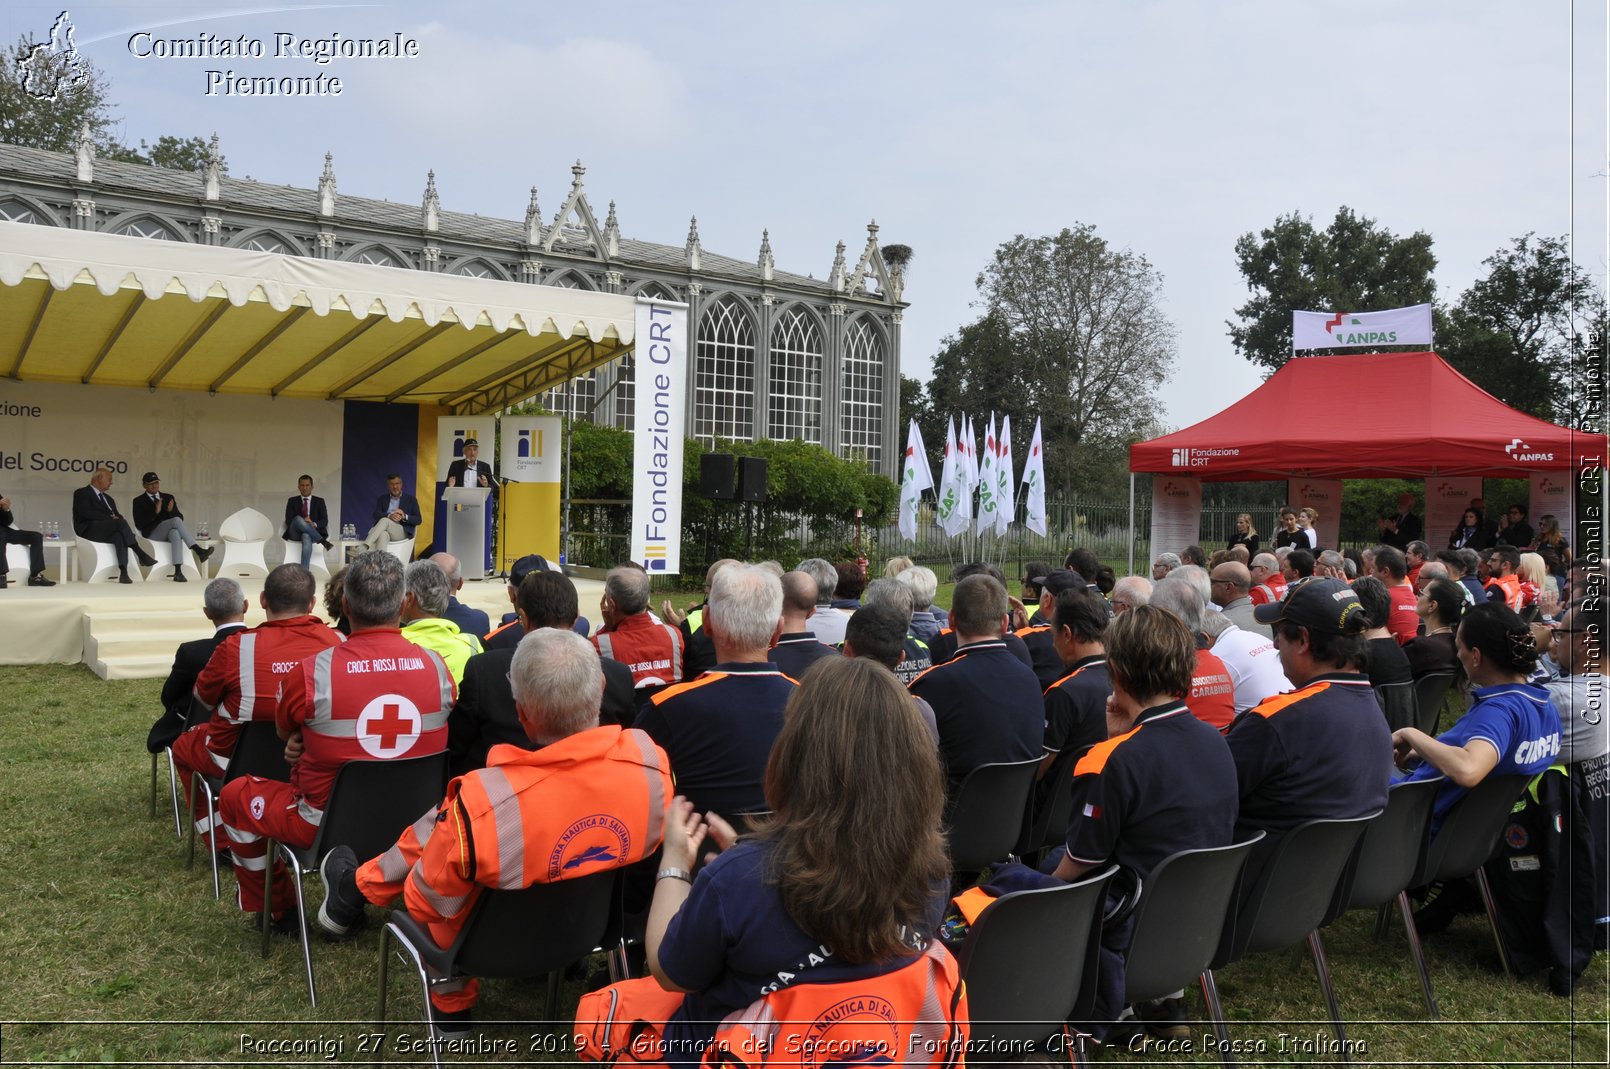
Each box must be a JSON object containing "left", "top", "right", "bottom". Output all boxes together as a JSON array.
[{"left": 1128, "top": 351, "right": 1606, "bottom": 566}]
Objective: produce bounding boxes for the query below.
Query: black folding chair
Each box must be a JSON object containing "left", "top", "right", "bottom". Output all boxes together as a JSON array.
[
  {"left": 1397, "top": 773, "right": 1532, "bottom": 991},
  {"left": 261, "top": 751, "right": 449, "bottom": 1007},
  {"left": 377, "top": 870, "right": 620, "bottom": 1069},
  {"left": 1203, "top": 814, "right": 1377, "bottom": 1063},
  {"left": 1123, "top": 833, "right": 1264, "bottom": 1069},
  {"left": 1015, "top": 746, "right": 1088, "bottom": 864},
  {"left": 945, "top": 757, "right": 1040, "bottom": 873},
  {"left": 954, "top": 866, "right": 1115, "bottom": 1066},
  {"left": 189, "top": 720, "right": 291, "bottom": 899},
  {"left": 1374, "top": 681, "right": 1417, "bottom": 733},
  {"left": 1315, "top": 777, "right": 1443, "bottom": 1017},
  {"left": 1412, "top": 672, "right": 1456, "bottom": 736}
]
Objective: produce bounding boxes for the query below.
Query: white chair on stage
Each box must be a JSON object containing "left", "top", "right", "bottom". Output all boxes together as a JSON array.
[
  {"left": 384, "top": 537, "right": 414, "bottom": 565},
  {"left": 76, "top": 536, "right": 139, "bottom": 584},
  {"left": 216, "top": 509, "right": 274, "bottom": 580},
  {"left": 280, "top": 538, "right": 331, "bottom": 580},
  {"left": 138, "top": 533, "right": 203, "bottom": 583},
  {"left": 5, "top": 526, "right": 30, "bottom": 582}
]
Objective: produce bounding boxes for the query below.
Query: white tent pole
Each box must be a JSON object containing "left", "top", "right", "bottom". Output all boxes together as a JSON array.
[{"left": 1127, "top": 473, "right": 1136, "bottom": 577}]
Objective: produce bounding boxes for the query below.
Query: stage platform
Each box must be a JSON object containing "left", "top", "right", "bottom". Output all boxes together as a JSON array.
[{"left": 0, "top": 573, "right": 604, "bottom": 680}]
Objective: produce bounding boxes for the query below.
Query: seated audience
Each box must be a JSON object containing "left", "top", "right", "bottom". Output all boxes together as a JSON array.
[
  {"left": 595, "top": 565, "right": 686, "bottom": 693},
  {"left": 1210, "top": 560, "right": 1269, "bottom": 638},
  {"left": 146, "top": 578, "right": 249, "bottom": 753},
  {"left": 1110, "top": 575, "right": 1152, "bottom": 615},
  {"left": 1149, "top": 578, "right": 1235, "bottom": 730},
  {"left": 1200, "top": 606, "right": 1290, "bottom": 715},
  {"left": 1247, "top": 553, "right": 1286, "bottom": 606},
  {"left": 1151, "top": 552, "right": 1181, "bottom": 581},
  {"left": 925, "top": 562, "right": 1035, "bottom": 668},
  {"left": 1498, "top": 503, "right": 1534, "bottom": 548},
  {"left": 317, "top": 629, "right": 672, "bottom": 1032},
  {"left": 844, "top": 603, "right": 938, "bottom": 742},
  {"left": 1448, "top": 507, "right": 1492, "bottom": 551},
  {"left": 898, "top": 565, "right": 944, "bottom": 641},
  {"left": 768, "top": 570, "right": 841, "bottom": 680},
  {"left": 1041, "top": 587, "right": 1112, "bottom": 767},
  {"left": 429, "top": 552, "right": 490, "bottom": 638},
  {"left": 401, "top": 560, "right": 483, "bottom": 684},
  {"left": 1370, "top": 545, "right": 1420, "bottom": 645},
  {"left": 862, "top": 577, "right": 931, "bottom": 685},
  {"left": 1403, "top": 578, "right": 1465, "bottom": 680},
  {"left": 1484, "top": 546, "right": 1526, "bottom": 612},
  {"left": 1016, "top": 569, "right": 1085, "bottom": 689},
  {"left": 1352, "top": 577, "right": 1414, "bottom": 688},
  {"left": 797, "top": 557, "right": 848, "bottom": 646}
]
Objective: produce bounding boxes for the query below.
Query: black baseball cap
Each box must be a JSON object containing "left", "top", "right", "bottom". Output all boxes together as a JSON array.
[
  {"left": 1039, "top": 569, "right": 1087, "bottom": 597},
  {"left": 509, "top": 554, "right": 551, "bottom": 585},
  {"left": 141, "top": 471, "right": 160, "bottom": 484},
  {"left": 462, "top": 437, "right": 479, "bottom": 448},
  {"left": 1253, "top": 577, "right": 1366, "bottom": 634}
]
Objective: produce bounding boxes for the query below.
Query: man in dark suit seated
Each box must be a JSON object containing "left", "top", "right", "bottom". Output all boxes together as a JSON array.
[
  {"left": 362, "top": 473, "right": 422, "bottom": 553},
  {"left": 73, "top": 467, "right": 158, "bottom": 583},
  {"left": 430, "top": 551, "right": 490, "bottom": 637},
  {"left": 131, "top": 471, "right": 213, "bottom": 582},
  {"left": 0, "top": 490, "right": 54, "bottom": 588},
  {"left": 283, "top": 473, "right": 331, "bottom": 569},
  {"left": 145, "top": 577, "right": 249, "bottom": 753},
  {"left": 447, "top": 569, "right": 634, "bottom": 777}
]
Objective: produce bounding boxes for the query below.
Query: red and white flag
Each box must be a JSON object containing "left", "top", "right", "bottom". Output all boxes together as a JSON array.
[{"left": 1022, "top": 418, "right": 1047, "bottom": 536}]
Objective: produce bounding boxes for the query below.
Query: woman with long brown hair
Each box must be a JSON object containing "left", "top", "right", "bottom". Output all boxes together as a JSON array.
[{"left": 644, "top": 655, "right": 952, "bottom": 1064}]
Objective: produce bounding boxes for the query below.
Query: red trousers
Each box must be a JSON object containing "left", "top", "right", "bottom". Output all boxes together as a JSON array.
[
  {"left": 217, "top": 776, "right": 317, "bottom": 916},
  {"left": 171, "top": 726, "right": 228, "bottom": 853}
]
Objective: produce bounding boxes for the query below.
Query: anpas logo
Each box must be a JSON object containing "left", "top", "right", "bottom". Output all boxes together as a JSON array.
[
  {"left": 1504, "top": 438, "right": 1554, "bottom": 462},
  {"left": 1160, "top": 481, "right": 1191, "bottom": 498},
  {"left": 1324, "top": 312, "right": 1398, "bottom": 346},
  {"left": 20, "top": 11, "right": 90, "bottom": 102}
]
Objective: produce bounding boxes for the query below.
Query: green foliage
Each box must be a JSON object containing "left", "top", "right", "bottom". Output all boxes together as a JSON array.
[
  {"left": 1227, "top": 206, "right": 1437, "bottom": 371},
  {"left": 103, "top": 134, "right": 225, "bottom": 173},
  {"left": 1441, "top": 233, "right": 1602, "bottom": 423}
]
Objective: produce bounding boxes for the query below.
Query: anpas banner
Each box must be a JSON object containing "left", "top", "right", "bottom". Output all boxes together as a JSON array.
[
  {"left": 1528, "top": 472, "right": 1575, "bottom": 547},
  {"left": 1293, "top": 303, "right": 1433, "bottom": 351},
  {"left": 1425, "top": 477, "right": 1484, "bottom": 548},
  {"left": 1149, "top": 475, "right": 1202, "bottom": 560},
  {"left": 630, "top": 298, "right": 689, "bottom": 574}
]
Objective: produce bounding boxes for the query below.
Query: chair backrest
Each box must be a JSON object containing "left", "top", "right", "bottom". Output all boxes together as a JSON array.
[
  {"left": 1413, "top": 673, "right": 1456, "bottom": 736},
  {"left": 1122, "top": 831, "right": 1263, "bottom": 1006},
  {"left": 1418, "top": 773, "right": 1532, "bottom": 885},
  {"left": 945, "top": 757, "right": 1041, "bottom": 872},
  {"left": 220, "top": 508, "right": 273, "bottom": 542},
  {"left": 955, "top": 866, "right": 1114, "bottom": 1047},
  {"left": 449, "top": 869, "right": 619, "bottom": 979},
  {"left": 310, "top": 751, "right": 449, "bottom": 864},
  {"left": 181, "top": 695, "right": 212, "bottom": 731},
  {"left": 1017, "top": 746, "right": 1086, "bottom": 857},
  {"left": 224, "top": 721, "right": 292, "bottom": 785},
  {"left": 1330, "top": 777, "right": 1443, "bottom": 921},
  {"left": 1216, "top": 812, "right": 1378, "bottom": 966},
  {"left": 1375, "top": 681, "right": 1418, "bottom": 733}
]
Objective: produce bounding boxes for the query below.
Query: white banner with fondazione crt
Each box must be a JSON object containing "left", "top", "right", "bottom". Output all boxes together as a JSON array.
[
  {"left": 1292, "top": 303, "right": 1433, "bottom": 350},
  {"left": 629, "top": 298, "right": 689, "bottom": 575}
]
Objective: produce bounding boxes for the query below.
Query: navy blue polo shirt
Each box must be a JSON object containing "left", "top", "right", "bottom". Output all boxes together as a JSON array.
[
  {"left": 1066, "top": 702, "right": 1238, "bottom": 880},
  {"left": 767, "top": 632, "right": 839, "bottom": 681},
  {"left": 635, "top": 662, "right": 796, "bottom": 819},
  {"left": 1015, "top": 624, "right": 1066, "bottom": 690},
  {"left": 1043, "top": 655, "right": 1111, "bottom": 756},
  {"left": 1224, "top": 673, "right": 1392, "bottom": 835},
  {"left": 893, "top": 635, "right": 933, "bottom": 686},
  {"left": 927, "top": 628, "right": 1035, "bottom": 669},
  {"left": 908, "top": 639, "right": 1044, "bottom": 791}
]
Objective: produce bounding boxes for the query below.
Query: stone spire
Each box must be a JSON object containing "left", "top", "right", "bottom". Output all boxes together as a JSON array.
[
  {"left": 202, "top": 133, "right": 221, "bottom": 201},
  {"left": 603, "top": 200, "right": 620, "bottom": 258},
  {"left": 570, "top": 159, "right": 586, "bottom": 193},
  {"left": 524, "top": 186, "right": 542, "bottom": 243},
  {"left": 758, "top": 229, "right": 774, "bottom": 282},
  {"left": 828, "top": 240, "right": 847, "bottom": 292},
  {"left": 422, "top": 170, "right": 440, "bottom": 232},
  {"left": 317, "top": 152, "right": 336, "bottom": 217},
  {"left": 75, "top": 121, "right": 94, "bottom": 183},
  {"left": 685, "top": 215, "right": 701, "bottom": 272}
]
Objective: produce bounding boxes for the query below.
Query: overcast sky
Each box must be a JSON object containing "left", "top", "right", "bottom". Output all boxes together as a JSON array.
[{"left": 11, "top": 1, "right": 1606, "bottom": 432}]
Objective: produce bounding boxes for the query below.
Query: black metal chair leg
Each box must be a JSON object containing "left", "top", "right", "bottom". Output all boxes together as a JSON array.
[
  {"left": 1472, "top": 866, "right": 1513, "bottom": 978},
  {"left": 1397, "top": 890, "right": 1440, "bottom": 1018},
  {"left": 1306, "top": 929, "right": 1349, "bottom": 1062}
]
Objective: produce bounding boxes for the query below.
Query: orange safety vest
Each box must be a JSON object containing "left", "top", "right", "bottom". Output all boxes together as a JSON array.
[{"left": 1485, "top": 574, "right": 1524, "bottom": 612}]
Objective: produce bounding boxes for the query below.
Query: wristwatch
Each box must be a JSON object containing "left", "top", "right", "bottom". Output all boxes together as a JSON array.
[{"left": 656, "top": 867, "right": 693, "bottom": 884}]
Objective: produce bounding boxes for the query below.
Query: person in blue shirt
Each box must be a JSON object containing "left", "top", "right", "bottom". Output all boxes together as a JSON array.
[{"left": 1394, "top": 601, "right": 1562, "bottom": 831}]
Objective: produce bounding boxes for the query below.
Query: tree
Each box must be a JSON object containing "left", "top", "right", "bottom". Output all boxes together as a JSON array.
[
  {"left": 1441, "top": 234, "right": 1602, "bottom": 423},
  {"left": 0, "top": 30, "right": 117, "bottom": 152},
  {"left": 930, "top": 226, "right": 1177, "bottom": 499},
  {"left": 104, "top": 135, "right": 226, "bottom": 173},
  {"left": 1227, "top": 207, "right": 1437, "bottom": 372}
]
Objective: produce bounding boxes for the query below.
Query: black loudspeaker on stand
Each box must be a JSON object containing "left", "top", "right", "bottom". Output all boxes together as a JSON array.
[
  {"left": 699, "top": 454, "right": 737, "bottom": 500},
  {"left": 697, "top": 454, "right": 767, "bottom": 561}
]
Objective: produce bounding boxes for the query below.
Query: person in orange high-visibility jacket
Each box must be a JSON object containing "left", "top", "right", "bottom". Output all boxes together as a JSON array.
[{"left": 316, "top": 627, "right": 672, "bottom": 1019}]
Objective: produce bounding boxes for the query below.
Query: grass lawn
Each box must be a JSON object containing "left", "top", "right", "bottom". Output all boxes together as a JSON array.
[{"left": 0, "top": 663, "right": 1605, "bottom": 1066}]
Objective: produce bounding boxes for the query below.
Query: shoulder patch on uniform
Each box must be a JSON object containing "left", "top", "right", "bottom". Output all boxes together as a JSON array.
[
  {"left": 1073, "top": 724, "right": 1142, "bottom": 777},
  {"left": 1250, "top": 680, "right": 1330, "bottom": 718},
  {"left": 650, "top": 671, "right": 727, "bottom": 705}
]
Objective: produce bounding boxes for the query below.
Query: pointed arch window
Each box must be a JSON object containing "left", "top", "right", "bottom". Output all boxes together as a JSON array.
[
  {"left": 241, "top": 234, "right": 289, "bottom": 254},
  {"left": 451, "top": 260, "right": 498, "bottom": 278},
  {"left": 115, "top": 218, "right": 176, "bottom": 240},
  {"left": 613, "top": 282, "right": 676, "bottom": 426},
  {"left": 768, "top": 308, "right": 822, "bottom": 443},
  {"left": 352, "top": 247, "right": 403, "bottom": 267},
  {"left": 0, "top": 201, "right": 41, "bottom": 224},
  {"left": 695, "top": 298, "right": 755, "bottom": 442},
  {"left": 539, "top": 262, "right": 600, "bottom": 422},
  {"left": 840, "top": 318, "right": 884, "bottom": 469}
]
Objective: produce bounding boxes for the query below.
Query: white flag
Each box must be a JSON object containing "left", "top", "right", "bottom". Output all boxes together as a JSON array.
[
  {"left": 962, "top": 415, "right": 978, "bottom": 492},
  {"left": 1292, "top": 303, "right": 1433, "bottom": 350},
  {"left": 975, "top": 414, "right": 999, "bottom": 535},
  {"left": 897, "top": 420, "right": 934, "bottom": 541},
  {"left": 1022, "top": 418, "right": 1047, "bottom": 536},
  {"left": 936, "top": 417, "right": 967, "bottom": 538},
  {"left": 995, "top": 415, "right": 1014, "bottom": 536}
]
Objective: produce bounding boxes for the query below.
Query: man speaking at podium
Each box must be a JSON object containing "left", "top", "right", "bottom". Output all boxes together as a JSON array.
[{"left": 445, "top": 438, "right": 497, "bottom": 490}]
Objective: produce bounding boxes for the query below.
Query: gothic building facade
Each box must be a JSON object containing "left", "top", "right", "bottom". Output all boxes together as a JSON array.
[{"left": 0, "top": 134, "right": 907, "bottom": 475}]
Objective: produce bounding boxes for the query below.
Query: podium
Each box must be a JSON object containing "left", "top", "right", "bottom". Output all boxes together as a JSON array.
[{"left": 441, "top": 486, "right": 491, "bottom": 580}]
